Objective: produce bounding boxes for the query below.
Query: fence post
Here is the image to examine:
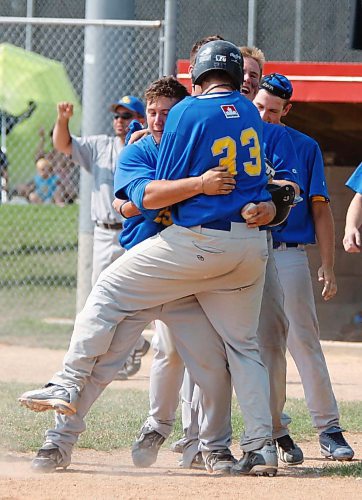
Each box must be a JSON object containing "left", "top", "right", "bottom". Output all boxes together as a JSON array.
[
  {"left": 247, "top": 0, "right": 257, "bottom": 47},
  {"left": 76, "top": 0, "right": 136, "bottom": 313},
  {"left": 163, "top": 0, "right": 177, "bottom": 76}
]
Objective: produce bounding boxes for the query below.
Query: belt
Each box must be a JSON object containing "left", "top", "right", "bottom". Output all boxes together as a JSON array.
[
  {"left": 273, "top": 241, "right": 305, "bottom": 250},
  {"left": 96, "top": 222, "right": 123, "bottom": 230},
  {"left": 201, "top": 220, "right": 245, "bottom": 232}
]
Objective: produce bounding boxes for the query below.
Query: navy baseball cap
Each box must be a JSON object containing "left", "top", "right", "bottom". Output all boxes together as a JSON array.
[
  {"left": 110, "top": 95, "right": 145, "bottom": 117},
  {"left": 259, "top": 73, "right": 293, "bottom": 100}
]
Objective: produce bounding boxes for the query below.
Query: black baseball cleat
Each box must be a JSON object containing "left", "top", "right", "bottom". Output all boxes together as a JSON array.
[
  {"left": 115, "top": 339, "right": 151, "bottom": 380},
  {"left": 178, "top": 451, "right": 205, "bottom": 469},
  {"left": 18, "top": 384, "right": 78, "bottom": 415},
  {"left": 231, "top": 441, "right": 278, "bottom": 477},
  {"left": 170, "top": 436, "right": 188, "bottom": 454},
  {"left": 31, "top": 443, "right": 70, "bottom": 473},
  {"left": 319, "top": 427, "right": 354, "bottom": 461},
  {"left": 132, "top": 422, "right": 165, "bottom": 467},
  {"left": 126, "top": 339, "right": 151, "bottom": 377},
  {"left": 203, "top": 449, "right": 236, "bottom": 474},
  {"left": 275, "top": 434, "right": 304, "bottom": 465}
]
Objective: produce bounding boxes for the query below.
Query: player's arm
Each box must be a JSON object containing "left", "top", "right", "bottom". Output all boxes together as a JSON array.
[
  {"left": 343, "top": 192, "right": 362, "bottom": 253},
  {"left": 142, "top": 166, "right": 236, "bottom": 209},
  {"left": 312, "top": 200, "right": 337, "bottom": 301},
  {"left": 53, "top": 102, "right": 73, "bottom": 155},
  {"left": 128, "top": 128, "right": 150, "bottom": 144},
  {"left": 112, "top": 198, "right": 141, "bottom": 218}
]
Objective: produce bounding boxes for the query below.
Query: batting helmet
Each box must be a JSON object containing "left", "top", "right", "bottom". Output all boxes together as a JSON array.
[
  {"left": 191, "top": 40, "right": 244, "bottom": 89},
  {"left": 266, "top": 183, "right": 296, "bottom": 226}
]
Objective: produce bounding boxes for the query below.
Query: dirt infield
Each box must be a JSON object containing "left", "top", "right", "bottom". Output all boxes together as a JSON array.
[{"left": 0, "top": 340, "right": 361, "bottom": 499}]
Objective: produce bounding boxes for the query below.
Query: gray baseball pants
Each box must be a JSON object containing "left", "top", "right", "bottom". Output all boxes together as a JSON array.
[
  {"left": 147, "top": 232, "right": 291, "bottom": 448},
  {"left": 92, "top": 224, "right": 124, "bottom": 286},
  {"left": 49, "top": 223, "right": 272, "bottom": 451},
  {"left": 44, "top": 295, "right": 231, "bottom": 462},
  {"left": 274, "top": 246, "right": 340, "bottom": 433},
  {"left": 92, "top": 224, "right": 145, "bottom": 353}
]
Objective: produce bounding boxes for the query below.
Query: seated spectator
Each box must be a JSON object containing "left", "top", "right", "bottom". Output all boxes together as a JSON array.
[
  {"left": 28, "top": 157, "right": 61, "bottom": 205},
  {"left": 36, "top": 127, "right": 79, "bottom": 204}
]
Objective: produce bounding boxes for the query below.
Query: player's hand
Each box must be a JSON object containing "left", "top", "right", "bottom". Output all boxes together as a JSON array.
[
  {"left": 128, "top": 128, "right": 150, "bottom": 144},
  {"left": 57, "top": 102, "right": 74, "bottom": 120},
  {"left": 112, "top": 198, "right": 123, "bottom": 214},
  {"left": 241, "top": 201, "right": 276, "bottom": 227},
  {"left": 318, "top": 265, "right": 337, "bottom": 301},
  {"left": 343, "top": 228, "right": 361, "bottom": 253},
  {"left": 201, "top": 166, "right": 236, "bottom": 195}
]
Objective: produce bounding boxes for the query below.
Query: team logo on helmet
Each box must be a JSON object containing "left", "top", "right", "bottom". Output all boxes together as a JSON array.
[{"left": 230, "top": 52, "right": 242, "bottom": 62}]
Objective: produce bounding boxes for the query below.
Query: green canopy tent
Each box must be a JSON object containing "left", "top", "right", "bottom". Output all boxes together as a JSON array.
[{"left": 0, "top": 43, "right": 81, "bottom": 187}]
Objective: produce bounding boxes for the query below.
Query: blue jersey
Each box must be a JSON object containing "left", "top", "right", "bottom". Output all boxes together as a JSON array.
[
  {"left": 263, "top": 123, "right": 300, "bottom": 184},
  {"left": 272, "top": 126, "right": 329, "bottom": 245},
  {"left": 346, "top": 163, "right": 362, "bottom": 194},
  {"left": 114, "top": 135, "right": 170, "bottom": 250},
  {"left": 153, "top": 91, "right": 270, "bottom": 227}
]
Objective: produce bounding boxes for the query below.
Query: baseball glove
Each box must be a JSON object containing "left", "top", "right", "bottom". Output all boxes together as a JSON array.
[{"left": 266, "top": 183, "right": 296, "bottom": 227}]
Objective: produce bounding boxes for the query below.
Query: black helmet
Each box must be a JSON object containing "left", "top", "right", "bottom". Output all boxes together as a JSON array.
[{"left": 191, "top": 40, "right": 244, "bottom": 89}]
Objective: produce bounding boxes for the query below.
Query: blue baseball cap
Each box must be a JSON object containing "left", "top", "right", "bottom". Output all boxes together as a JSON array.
[
  {"left": 259, "top": 73, "right": 293, "bottom": 100},
  {"left": 110, "top": 95, "right": 145, "bottom": 117}
]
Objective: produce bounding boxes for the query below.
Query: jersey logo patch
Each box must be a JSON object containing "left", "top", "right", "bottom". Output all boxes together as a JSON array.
[{"left": 221, "top": 104, "right": 240, "bottom": 119}]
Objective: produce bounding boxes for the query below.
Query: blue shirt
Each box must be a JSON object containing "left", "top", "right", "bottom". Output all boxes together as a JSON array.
[
  {"left": 114, "top": 135, "right": 169, "bottom": 250},
  {"left": 154, "top": 92, "right": 271, "bottom": 226},
  {"left": 272, "top": 126, "right": 329, "bottom": 245},
  {"left": 123, "top": 92, "right": 270, "bottom": 227},
  {"left": 346, "top": 163, "right": 362, "bottom": 194},
  {"left": 263, "top": 122, "right": 300, "bottom": 185},
  {"left": 34, "top": 174, "right": 59, "bottom": 202}
]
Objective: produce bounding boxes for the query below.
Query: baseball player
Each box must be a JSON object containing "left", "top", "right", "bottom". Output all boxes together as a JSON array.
[
  {"left": 343, "top": 162, "right": 362, "bottom": 253},
  {"left": 53, "top": 96, "right": 145, "bottom": 285},
  {"left": 253, "top": 73, "right": 354, "bottom": 461},
  {"left": 158, "top": 43, "right": 304, "bottom": 468},
  {"left": 19, "top": 42, "right": 280, "bottom": 477},
  {"left": 53, "top": 97, "right": 148, "bottom": 379},
  {"left": 24, "top": 76, "right": 240, "bottom": 474}
]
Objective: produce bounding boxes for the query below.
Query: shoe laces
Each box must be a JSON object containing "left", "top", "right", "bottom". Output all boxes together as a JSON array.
[
  {"left": 207, "top": 450, "right": 234, "bottom": 465},
  {"left": 276, "top": 434, "right": 295, "bottom": 451},
  {"left": 140, "top": 426, "right": 164, "bottom": 447},
  {"left": 37, "top": 447, "right": 61, "bottom": 459},
  {"left": 325, "top": 431, "right": 349, "bottom": 447}
]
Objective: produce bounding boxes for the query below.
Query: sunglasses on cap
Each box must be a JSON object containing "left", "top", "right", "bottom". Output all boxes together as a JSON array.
[{"left": 113, "top": 111, "right": 134, "bottom": 120}]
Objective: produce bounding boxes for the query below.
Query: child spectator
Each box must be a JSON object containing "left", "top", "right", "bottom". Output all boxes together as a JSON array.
[{"left": 28, "top": 157, "right": 61, "bottom": 205}]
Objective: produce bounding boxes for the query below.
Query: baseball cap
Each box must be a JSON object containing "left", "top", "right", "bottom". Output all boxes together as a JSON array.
[
  {"left": 259, "top": 73, "right": 293, "bottom": 100},
  {"left": 110, "top": 95, "right": 145, "bottom": 117}
]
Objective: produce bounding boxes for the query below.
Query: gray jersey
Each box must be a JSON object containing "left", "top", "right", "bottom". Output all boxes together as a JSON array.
[{"left": 71, "top": 134, "right": 123, "bottom": 225}]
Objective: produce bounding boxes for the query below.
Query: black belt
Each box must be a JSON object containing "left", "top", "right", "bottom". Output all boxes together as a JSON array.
[
  {"left": 201, "top": 220, "right": 245, "bottom": 231},
  {"left": 273, "top": 241, "right": 300, "bottom": 249},
  {"left": 96, "top": 222, "right": 123, "bottom": 230}
]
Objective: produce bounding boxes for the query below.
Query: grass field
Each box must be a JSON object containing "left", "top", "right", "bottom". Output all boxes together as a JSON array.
[
  {"left": 3, "top": 381, "right": 361, "bottom": 454},
  {"left": 0, "top": 203, "right": 79, "bottom": 343}
]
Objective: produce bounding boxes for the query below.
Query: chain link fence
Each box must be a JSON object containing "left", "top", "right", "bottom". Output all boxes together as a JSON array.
[
  {"left": 0, "top": 16, "right": 163, "bottom": 342},
  {"left": 135, "top": 0, "right": 362, "bottom": 63},
  {"left": 0, "top": 0, "right": 360, "bottom": 342}
]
